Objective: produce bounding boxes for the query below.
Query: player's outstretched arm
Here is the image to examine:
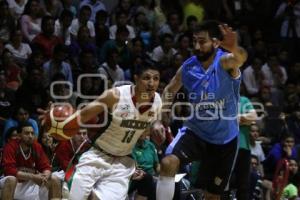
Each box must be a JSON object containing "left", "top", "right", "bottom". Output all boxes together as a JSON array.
[
  {"left": 79, "top": 88, "right": 119, "bottom": 124},
  {"left": 60, "top": 88, "right": 119, "bottom": 134},
  {"left": 218, "top": 24, "right": 248, "bottom": 78},
  {"left": 161, "top": 67, "right": 183, "bottom": 125},
  {"left": 38, "top": 88, "right": 119, "bottom": 139}
]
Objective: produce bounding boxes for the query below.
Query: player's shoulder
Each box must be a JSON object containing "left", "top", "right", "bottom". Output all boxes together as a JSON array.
[
  {"left": 215, "top": 48, "right": 229, "bottom": 62},
  {"left": 114, "top": 84, "right": 131, "bottom": 98},
  {"left": 182, "top": 55, "right": 198, "bottom": 67},
  {"left": 153, "top": 92, "right": 162, "bottom": 106}
]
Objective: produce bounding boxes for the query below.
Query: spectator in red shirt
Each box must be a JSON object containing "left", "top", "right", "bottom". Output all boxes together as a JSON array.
[
  {"left": 0, "top": 122, "right": 62, "bottom": 200},
  {"left": 51, "top": 129, "right": 89, "bottom": 199},
  {"left": 54, "top": 128, "right": 89, "bottom": 172},
  {"left": 32, "top": 15, "right": 62, "bottom": 59}
]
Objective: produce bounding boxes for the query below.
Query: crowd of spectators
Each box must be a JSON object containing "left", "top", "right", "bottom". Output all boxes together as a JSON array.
[{"left": 0, "top": 0, "right": 299, "bottom": 199}]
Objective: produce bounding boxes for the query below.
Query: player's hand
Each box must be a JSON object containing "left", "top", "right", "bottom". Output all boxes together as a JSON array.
[
  {"left": 150, "top": 121, "right": 166, "bottom": 146},
  {"left": 41, "top": 172, "right": 51, "bottom": 180},
  {"left": 218, "top": 24, "right": 238, "bottom": 53},
  {"left": 32, "top": 174, "right": 46, "bottom": 186},
  {"left": 41, "top": 173, "right": 50, "bottom": 186}
]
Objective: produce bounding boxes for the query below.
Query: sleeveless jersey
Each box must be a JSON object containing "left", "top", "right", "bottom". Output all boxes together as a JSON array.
[
  {"left": 181, "top": 49, "right": 241, "bottom": 144},
  {"left": 94, "top": 85, "right": 162, "bottom": 156}
]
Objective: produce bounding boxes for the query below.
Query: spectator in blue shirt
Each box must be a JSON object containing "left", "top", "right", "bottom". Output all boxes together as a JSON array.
[{"left": 2, "top": 106, "right": 39, "bottom": 146}]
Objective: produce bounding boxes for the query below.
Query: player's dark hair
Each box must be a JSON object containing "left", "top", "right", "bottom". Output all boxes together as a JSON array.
[
  {"left": 17, "top": 121, "right": 34, "bottom": 134},
  {"left": 134, "top": 59, "right": 160, "bottom": 76},
  {"left": 194, "top": 20, "right": 223, "bottom": 40}
]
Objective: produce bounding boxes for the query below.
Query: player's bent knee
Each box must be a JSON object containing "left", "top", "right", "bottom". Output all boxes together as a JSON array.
[
  {"left": 4, "top": 176, "right": 17, "bottom": 187},
  {"left": 46, "top": 174, "right": 62, "bottom": 196},
  {"left": 160, "top": 155, "right": 180, "bottom": 175},
  {"left": 50, "top": 174, "right": 61, "bottom": 182}
]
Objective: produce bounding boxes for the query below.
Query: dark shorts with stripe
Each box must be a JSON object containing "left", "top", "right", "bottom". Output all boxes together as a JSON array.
[{"left": 168, "top": 128, "right": 238, "bottom": 195}]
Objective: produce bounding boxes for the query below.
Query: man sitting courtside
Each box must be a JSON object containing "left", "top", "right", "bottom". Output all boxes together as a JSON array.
[{"left": 0, "top": 122, "right": 61, "bottom": 200}]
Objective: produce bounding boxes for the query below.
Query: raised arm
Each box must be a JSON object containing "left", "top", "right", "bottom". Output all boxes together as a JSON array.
[{"left": 219, "top": 24, "right": 248, "bottom": 78}]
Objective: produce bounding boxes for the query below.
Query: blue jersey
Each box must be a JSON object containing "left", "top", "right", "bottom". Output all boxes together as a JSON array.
[{"left": 181, "top": 49, "right": 240, "bottom": 144}]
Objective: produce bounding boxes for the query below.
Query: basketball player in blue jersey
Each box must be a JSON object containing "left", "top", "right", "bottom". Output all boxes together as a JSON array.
[{"left": 156, "top": 20, "right": 248, "bottom": 200}]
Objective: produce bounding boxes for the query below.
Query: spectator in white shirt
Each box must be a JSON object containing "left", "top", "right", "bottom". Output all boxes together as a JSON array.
[
  {"left": 158, "top": 11, "right": 183, "bottom": 42},
  {"left": 6, "top": 0, "right": 28, "bottom": 19},
  {"left": 98, "top": 47, "right": 125, "bottom": 88},
  {"left": 151, "top": 33, "right": 177, "bottom": 67},
  {"left": 261, "top": 54, "right": 288, "bottom": 91},
  {"left": 243, "top": 57, "right": 264, "bottom": 97},
  {"left": 69, "top": 5, "right": 95, "bottom": 39},
  {"left": 4, "top": 30, "right": 32, "bottom": 66},
  {"left": 250, "top": 124, "right": 266, "bottom": 176},
  {"left": 249, "top": 124, "right": 266, "bottom": 163},
  {"left": 109, "top": 11, "right": 135, "bottom": 40},
  {"left": 54, "top": 9, "right": 73, "bottom": 45},
  {"left": 20, "top": 0, "right": 42, "bottom": 42}
]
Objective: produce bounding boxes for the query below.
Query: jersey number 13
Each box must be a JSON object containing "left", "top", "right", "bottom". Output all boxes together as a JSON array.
[{"left": 122, "top": 130, "right": 136, "bottom": 143}]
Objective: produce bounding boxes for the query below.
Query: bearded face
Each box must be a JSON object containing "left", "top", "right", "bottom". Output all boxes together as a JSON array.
[
  {"left": 193, "top": 31, "right": 217, "bottom": 63},
  {"left": 195, "top": 45, "right": 215, "bottom": 62}
]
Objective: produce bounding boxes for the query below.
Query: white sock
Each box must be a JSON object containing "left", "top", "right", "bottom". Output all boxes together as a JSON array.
[{"left": 156, "top": 176, "right": 175, "bottom": 200}]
